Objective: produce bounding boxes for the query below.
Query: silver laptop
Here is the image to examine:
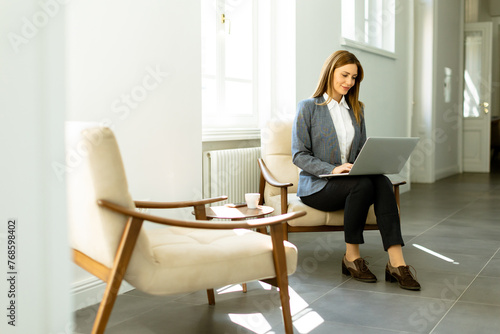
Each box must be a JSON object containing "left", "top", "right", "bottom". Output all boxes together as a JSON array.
[{"left": 319, "top": 137, "right": 419, "bottom": 178}]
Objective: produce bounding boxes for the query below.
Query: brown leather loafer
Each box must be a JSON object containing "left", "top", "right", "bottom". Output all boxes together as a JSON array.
[
  {"left": 385, "top": 262, "right": 421, "bottom": 290},
  {"left": 342, "top": 255, "right": 377, "bottom": 282}
]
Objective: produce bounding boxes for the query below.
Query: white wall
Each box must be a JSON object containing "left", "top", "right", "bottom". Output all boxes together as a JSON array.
[
  {"left": 479, "top": 0, "right": 493, "bottom": 20},
  {"left": 412, "top": 0, "right": 435, "bottom": 182},
  {"left": 296, "top": 0, "right": 414, "bottom": 188},
  {"left": 296, "top": 0, "right": 413, "bottom": 134},
  {"left": 66, "top": 0, "right": 202, "bottom": 309},
  {"left": 476, "top": 0, "right": 500, "bottom": 118},
  {"left": 296, "top": 0, "right": 340, "bottom": 105},
  {"left": 492, "top": 16, "right": 500, "bottom": 117},
  {"left": 412, "top": 0, "right": 463, "bottom": 183},
  {"left": 273, "top": 0, "right": 297, "bottom": 119},
  {"left": 470, "top": 0, "right": 500, "bottom": 117},
  {"left": 491, "top": 0, "right": 500, "bottom": 16},
  {"left": 0, "top": 0, "right": 72, "bottom": 333},
  {"left": 434, "top": 0, "right": 464, "bottom": 180}
]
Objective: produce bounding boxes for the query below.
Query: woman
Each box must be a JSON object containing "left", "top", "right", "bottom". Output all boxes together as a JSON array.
[{"left": 291, "top": 50, "right": 420, "bottom": 290}]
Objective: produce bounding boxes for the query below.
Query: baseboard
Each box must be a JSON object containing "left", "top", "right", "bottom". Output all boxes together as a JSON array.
[
  {"left": 435, "top": 165, "right": 460, "bottom": 181},
  {"left": 72, "top": 276, "right": 134, "bottom": 311}
]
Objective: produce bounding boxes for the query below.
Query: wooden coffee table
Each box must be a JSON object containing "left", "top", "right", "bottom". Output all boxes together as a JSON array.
[{"left": 205, "top": 205, "right": 274, "bottom": 221}]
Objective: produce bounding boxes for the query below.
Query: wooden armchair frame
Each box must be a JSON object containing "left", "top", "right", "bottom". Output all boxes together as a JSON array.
[
  {"left": 73, "top": 195, "right": 305, "bottom": 334},
  {"left": 258, "top": 158, "right": 406, "bottom": 240}
]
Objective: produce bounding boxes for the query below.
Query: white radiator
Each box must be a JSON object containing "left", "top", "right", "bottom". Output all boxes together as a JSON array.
[{"left": 203, "top": 147, "right": 261, "bottom": 205}]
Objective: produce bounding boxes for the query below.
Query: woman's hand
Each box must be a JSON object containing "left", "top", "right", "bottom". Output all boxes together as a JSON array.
[{"left": 332, "top": 163, "right": 353, "bottom": 174}]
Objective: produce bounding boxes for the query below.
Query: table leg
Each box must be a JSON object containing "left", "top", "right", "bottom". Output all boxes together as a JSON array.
[{"left": 256, "top": 226, "right": 268, "bottom": 234}]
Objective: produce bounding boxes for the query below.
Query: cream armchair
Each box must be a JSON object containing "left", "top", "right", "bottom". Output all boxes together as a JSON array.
[
  {"left": 258, "top": 117, "right": 405, "bottom": 240},
  {"left": 69, "top": 127, "right": 305, "bottom": 334}
]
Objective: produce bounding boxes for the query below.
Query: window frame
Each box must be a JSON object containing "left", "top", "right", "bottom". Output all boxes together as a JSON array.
[
  {"left": 341, "top": 0, "right": 397, "bottom": 59},
  {"left": 201, "top": 0, "right": 262, "bottom": 141}
]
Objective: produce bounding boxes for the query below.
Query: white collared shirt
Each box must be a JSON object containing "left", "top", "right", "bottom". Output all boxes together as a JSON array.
[{"left": 324, "top": 93, "right": 355, "bottom": 164}]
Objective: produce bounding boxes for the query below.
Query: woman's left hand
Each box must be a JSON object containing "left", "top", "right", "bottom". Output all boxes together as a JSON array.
[{"left": 331, "top": 163, "right": 353, "bottom": 174}]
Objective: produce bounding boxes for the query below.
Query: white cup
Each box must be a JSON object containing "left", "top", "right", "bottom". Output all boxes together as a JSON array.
[{"left": 245, "top": 193, "right": 260, "bottom": 209}]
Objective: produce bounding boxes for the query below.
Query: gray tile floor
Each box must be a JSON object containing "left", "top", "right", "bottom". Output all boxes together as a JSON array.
[{"left": 74, "top": 168, "right": 500, "bottom": 334}]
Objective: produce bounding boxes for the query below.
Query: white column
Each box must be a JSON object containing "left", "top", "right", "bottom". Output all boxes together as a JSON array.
[{"left": 0, "top": 0, "right": 72, "bottom": 333}]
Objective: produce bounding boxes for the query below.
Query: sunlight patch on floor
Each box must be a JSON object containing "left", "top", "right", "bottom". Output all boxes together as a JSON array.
[
  {"left": 289, "top": 287, "right": 310, "bottom": 316},
  {"left": 228, "top": 313, "right": 272, "bottom": 334},
  {"left": 258, "top": 281, "right": 272, "bottom": 290},
  {"left": 227, "top": 285, "right": 325, "bottom": 333},
  {"left": 217, "top": 284, "right": 244, "bottom": 294},
  {"left": 293, "top": 308, "right": 325, "bottom": 333},
  {"left": 413, "top": 244, "right": 459, "bottom": 264}
]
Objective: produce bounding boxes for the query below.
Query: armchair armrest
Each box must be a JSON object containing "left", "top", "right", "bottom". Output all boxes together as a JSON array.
[
  {"left": 385, "top": 175, "right": 407, "bottom": 208},
  {"left": 98, "top": 199, "right": 306, "bottom": 230},
  {"left": 134, "top": 196, "right": 228, "bottom": 209},
  {"left": 258, "top": 158, "right": 292, "bottom": 215},
  {"left": 386, "top": 174, "right": 407, "bottom": 187},
  {"left": 391, "top": 180, "right": 406, "bottom": 187},
  {"left": 258, "top": 158, "right": 293, "bottom": 188}
]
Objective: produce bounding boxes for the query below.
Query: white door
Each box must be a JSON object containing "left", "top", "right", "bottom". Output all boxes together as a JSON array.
[{"left": 463, "top": 22, "right": 493, "bottom": 172}]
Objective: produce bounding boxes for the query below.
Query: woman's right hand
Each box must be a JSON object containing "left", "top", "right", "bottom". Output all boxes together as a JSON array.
[{"left": 332, "top": 163, "right": 353, "bottom": 174}]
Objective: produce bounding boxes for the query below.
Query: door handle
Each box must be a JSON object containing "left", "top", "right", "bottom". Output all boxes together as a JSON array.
[{"left": 481, "top": 102, "right": 489, "bottom": 114}]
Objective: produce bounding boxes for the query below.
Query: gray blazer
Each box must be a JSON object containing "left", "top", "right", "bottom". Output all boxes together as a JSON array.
[{"left": 291, "top": 96, "right": 367, "bottom": 197}]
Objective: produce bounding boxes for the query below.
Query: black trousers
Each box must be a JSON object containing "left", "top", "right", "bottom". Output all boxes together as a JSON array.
[{"left": 300, "top": 175, "right": 404, "bottom": 251}]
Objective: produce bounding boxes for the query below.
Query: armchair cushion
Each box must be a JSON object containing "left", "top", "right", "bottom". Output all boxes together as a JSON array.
[
  {"left": 261, "top": 117, "right": 299, "bottom": 196},
  {"left": 141, "top": 227, "right": 297, "bottom": 295},
  {"left": 68, "top": 127, "right": 154, "bottom": 269}
]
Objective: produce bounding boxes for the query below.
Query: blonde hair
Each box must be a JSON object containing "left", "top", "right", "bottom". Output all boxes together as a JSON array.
[{"left": 312, "top": 50, "right": 364, "bottom": 124}]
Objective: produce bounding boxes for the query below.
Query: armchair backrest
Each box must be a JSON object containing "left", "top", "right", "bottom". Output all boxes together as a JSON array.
[
  {"left": 68, "top": 127, "right": 152, "bottom": 269},
  {"left": 261, "top": 117, "right": 300, "bottom": 197}
]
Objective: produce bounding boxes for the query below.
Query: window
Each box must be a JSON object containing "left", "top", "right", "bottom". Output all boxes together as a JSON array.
[
  {"left": 201, "top": 0, "right": 296, "bottom": 140},
  {"left": 202, "top": 0, "right": 262, "bottom": 137},
  {"left": 341, "top": 0, "right": 396, "bottom": 58}
]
